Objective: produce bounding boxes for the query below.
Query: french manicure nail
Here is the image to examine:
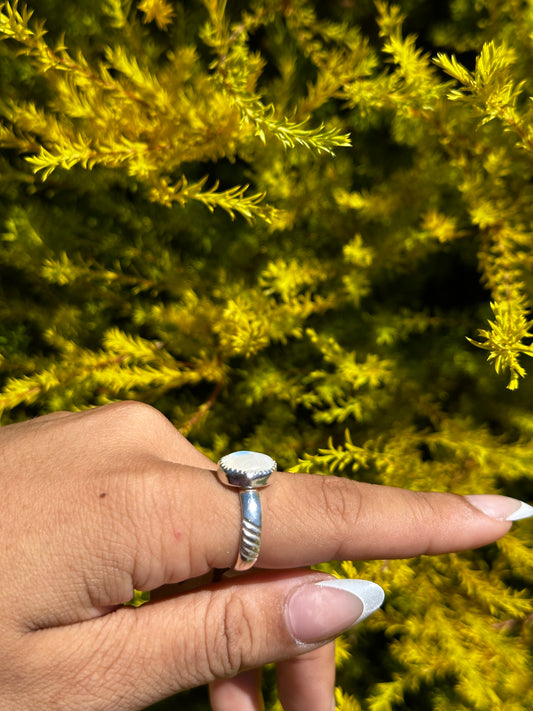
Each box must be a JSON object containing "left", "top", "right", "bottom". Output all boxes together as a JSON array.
[
  {"left": 465, "top": 494, "right": 533, "bottom": 522},
  {"left": 285, "top": 578, "right": 384, "bottom": 645}
]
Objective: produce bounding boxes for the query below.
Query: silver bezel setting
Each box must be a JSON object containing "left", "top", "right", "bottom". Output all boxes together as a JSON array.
[
  {"left": 216, "top": 450, "right": 277, "bottom": 571},
  {"left": 217, "top": 450, "right": 277, "bottom": 489}
]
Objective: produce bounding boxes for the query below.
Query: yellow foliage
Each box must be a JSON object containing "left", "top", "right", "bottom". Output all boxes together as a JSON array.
[
  {"left": 2, "top": 2, "right": 533, "bottom": 710},
  {"left": 137, "top": 0, "right": 174, "bottom": 30}
]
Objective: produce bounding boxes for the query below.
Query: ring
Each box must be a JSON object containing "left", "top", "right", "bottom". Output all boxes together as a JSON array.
[{"left": 217, "top": 450, "right": 277, "bottom": 571}]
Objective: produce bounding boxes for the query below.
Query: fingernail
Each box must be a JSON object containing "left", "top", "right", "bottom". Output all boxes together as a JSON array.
[
  {"left": 285, "top": 578, "right": 384, "bottom": 644},
  {"left": 465, "top": 495, "right": 533, "bottom": 521}
]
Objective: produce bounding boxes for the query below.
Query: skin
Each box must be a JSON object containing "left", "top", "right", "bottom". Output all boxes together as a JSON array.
[{"left": 0, "top": 401, "right": 513, "bottom": 711}]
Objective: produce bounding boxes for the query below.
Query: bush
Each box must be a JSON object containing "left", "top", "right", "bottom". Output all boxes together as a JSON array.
[{"left": 1, "top": 1, "right": 533, "bottom": 709}]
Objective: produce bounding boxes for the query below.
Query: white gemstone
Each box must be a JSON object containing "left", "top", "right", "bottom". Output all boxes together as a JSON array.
[
  {"left": 220, "top": 450, "right": 275, "bottom": 474},
  {"left": 218, "top": 450, "right": 277, "bottom": 488}
]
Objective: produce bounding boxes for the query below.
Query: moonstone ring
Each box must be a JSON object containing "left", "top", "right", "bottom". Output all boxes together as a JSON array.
[{"left": 217, "top": 450, "right": 277, "bottom": 571}]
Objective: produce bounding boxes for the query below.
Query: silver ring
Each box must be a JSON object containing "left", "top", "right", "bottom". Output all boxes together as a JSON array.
[{"left": 217, "top": 451, "right": 277, "bottom": 571}]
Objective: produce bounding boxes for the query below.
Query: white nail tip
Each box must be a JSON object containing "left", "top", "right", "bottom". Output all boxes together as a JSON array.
[
  {"left": 507, "top": 500, "right": 533, "bottom": 521},
  {"left": 317, "top": 578, "right": 385, "bottom": 624}
]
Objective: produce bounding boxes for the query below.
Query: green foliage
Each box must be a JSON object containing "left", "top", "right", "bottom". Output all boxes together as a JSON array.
[
  {"left": 124, "top": 588, "right": 151, "bottom": 607},
  {"left": 1, "top": 1, "right": 533, "bottom": 709}
]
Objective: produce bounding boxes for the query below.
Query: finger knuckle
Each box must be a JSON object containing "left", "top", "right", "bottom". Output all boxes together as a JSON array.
[
  {"left": 318, "top": 476, "right": 360, "bottom": 556},
  {"left": 204, "top": 592, "right": 255, "bottom": 679},
  {"left": 103, "top": 400, "right": 170, "bottom": 438},
  {"left": 407, "top": 491, "right": 443, "bottom": 555},
  {"left": 97, "top": 401, "right": 179, "bottom": 467}
]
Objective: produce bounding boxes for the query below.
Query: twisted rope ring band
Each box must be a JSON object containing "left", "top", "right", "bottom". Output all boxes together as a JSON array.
[{"left": 217, "top": 450, "right": 277, "bottom": 571}]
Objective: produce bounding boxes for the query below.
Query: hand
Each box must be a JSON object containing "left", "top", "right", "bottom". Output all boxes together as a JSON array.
[{"left": 0, "top": 401, "right": 528, "bottom": 711}]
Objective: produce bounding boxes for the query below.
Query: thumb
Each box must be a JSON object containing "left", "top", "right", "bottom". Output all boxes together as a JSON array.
[{"left": 23, "top": 571, "right": 384, "bottom": 710}]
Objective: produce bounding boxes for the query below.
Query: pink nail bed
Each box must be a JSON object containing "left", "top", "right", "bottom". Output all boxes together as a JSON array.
[
  {"left": 465, "top": 494, "right": 533, "bottom": 521},
  {"left": 285, "top": 578, "right": 384, "bottom": 645}
]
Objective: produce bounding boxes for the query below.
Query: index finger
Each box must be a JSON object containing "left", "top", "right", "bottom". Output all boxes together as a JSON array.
[
  {"left": 197, "top": 469, "right": 517, "bottom": 569},
  {"left": 133, "top": 462, "right": 525, "bottom": 590}
]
